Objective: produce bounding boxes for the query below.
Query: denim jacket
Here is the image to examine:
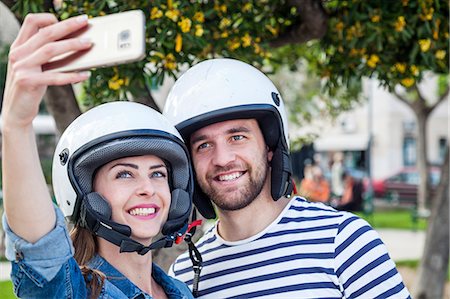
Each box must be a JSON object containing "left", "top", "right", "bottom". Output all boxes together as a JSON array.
[{"left": 3, "top": 207, "right": 193, "bottom": 299}]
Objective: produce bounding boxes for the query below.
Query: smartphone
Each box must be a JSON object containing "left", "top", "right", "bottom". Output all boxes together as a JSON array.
[{"left": 44, "top": 10, "right": 146, "bottom": 72}]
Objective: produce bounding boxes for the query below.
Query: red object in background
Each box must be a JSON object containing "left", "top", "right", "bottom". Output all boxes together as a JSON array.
[{"left": 372, "top": 167, "right": 441, "bottom": 203}]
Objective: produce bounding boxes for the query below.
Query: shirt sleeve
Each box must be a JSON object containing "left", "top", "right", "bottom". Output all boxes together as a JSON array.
[
  {"left": 333, "top": 213, "right": 411, "bottom": 298},
  {"left": 3, "top": 205, "right": 74, "bottom": 282}
]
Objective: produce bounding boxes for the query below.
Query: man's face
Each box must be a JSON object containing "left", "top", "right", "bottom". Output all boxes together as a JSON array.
[{"left": 190, "top": 119, "right": 273, "bottom": 211}]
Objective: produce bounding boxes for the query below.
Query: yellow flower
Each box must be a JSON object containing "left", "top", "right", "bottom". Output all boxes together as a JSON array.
[
  {"left": 350, "top": 48, "right": 359, "bottom": 56},
  {"left": 167, "top": 0, "right": 173, "bottom": 9},
  {"left": 150, "top": 7, "right": 163, "bottom": 20},
  {"left": 335, "top": 21, "right": 344, "bottom": 32},
  {"left": 178, "top": 17, "right": 192, "bottom": 33},
  {"left": 195, "top": 24, "right": 204, "bottom": 37},
  {"left": 254, "top": 43, "right": 262, "bottom": 54},
  {"left": 265, "top": 25, "right": 278, "bottom": 36},
  {"left": 219, "top": 18, "right": 231, "bottom": 29},
  {"left": 193, "top": 12, "right": 205, "bottom": 23},
  {"left": 243, "top": 3, "right": 252, "bottom": 12},
  {"left": 108, "top": 74, "right": 124, "bottom": 90},
  {"left": 419, "top": 39, "right": 431, "bottom": 52},
  {"left": 410, "top": 65, "right": 419, "bottom": 76},
  {"left": 164, "top": 53, "right": 177, "bottom": 70},
  {"left": 433, "top": 19, "right": 441, "bottom": 40},
  {"left": 220, "top": 31, "right": 229, "bottom": 38},
  {"left": 227, "top": 38, "right": 240, "bottom": 51},
  {"left": 367, "top": 54, "right": 380, "bottom": 68},
  {"left": 175, "top": 33, "right": 182, "bottom": 53},
  {"left": 165, "top": 9, "right": 180, "bottom": 22},
  {"left": 241, "top": 33, "right": 251, "bottom": 47},
  {"left": 435, "top": 50, "right": 446, "bottom": 60},
  {"left": 401, "top": 78, "right": 415, "bottom": 87},
  {"left": 152, "top": 52, "right": 165, "bottom": 59},
  {"left": 420, "top": 7, "right": 434, "bottom": 21},
  {"left": 395, "top": 63, "right": 407, "bottom": 73},
  {"left": 395, "top": 16, "right": 406, "bottom": 32},
  {"left": 371, "top": 15, "right": 380, "bottom": 23},
  {"left": 214, "top": 3, "right": 227, "bottom": 13}
]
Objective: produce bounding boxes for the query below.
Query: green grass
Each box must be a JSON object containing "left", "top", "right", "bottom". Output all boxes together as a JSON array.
[
  {"left": 355, "top": 209, "right": 428, "bottom": 230},
  {"left": 395, "top": 260, "right": 450, "bottom": 281},
  {"left": 396, "top": 259, "right": 420, "bottom": 268},
  {"left": 0, "top": 281, "right": 15, "bottom": 299}
]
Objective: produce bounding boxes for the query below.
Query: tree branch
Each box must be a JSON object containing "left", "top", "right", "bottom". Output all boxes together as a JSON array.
[
  {"left": 270, "top": 0, "right": 328, "bottom": 47},
  {"left": 393, "top": 90, "right": 412, "bottom": 106},
  {"left": 430, "top": 85, "right": 449, "bottom": 112},
  {"left": 0, "top": 0, "right": 14, "bottom": 10}
]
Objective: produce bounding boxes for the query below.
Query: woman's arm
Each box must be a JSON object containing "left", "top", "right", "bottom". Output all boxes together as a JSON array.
[{"left": 2, "top": 13, "right": 91, "bottom": 243}]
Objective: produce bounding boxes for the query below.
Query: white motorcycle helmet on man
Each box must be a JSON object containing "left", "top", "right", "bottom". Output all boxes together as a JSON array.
[
  {"left": 163, "top": 58, "right": 293, "bottom": 219},
  {"left": 52, "top": 102, "right": 193, "bottom": 255}
]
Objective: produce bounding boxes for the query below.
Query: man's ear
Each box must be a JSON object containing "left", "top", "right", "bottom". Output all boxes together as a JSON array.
[{"left": 267, "top": 146, "right": 274, "bottom": 162}]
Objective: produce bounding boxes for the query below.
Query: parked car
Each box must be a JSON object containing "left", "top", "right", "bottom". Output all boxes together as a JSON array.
[{"left": 372, "top": 167, "right": 441, "bottom": 204}]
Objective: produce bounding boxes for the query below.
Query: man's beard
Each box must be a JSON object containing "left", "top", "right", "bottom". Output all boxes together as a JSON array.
[{"left": 198, "top": 154, "right": 270, "bottom": 211}]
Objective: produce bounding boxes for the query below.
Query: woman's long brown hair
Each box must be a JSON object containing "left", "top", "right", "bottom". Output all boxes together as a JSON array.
[{"left": 70, "top": 225, "right": 105, "bottom": 299}]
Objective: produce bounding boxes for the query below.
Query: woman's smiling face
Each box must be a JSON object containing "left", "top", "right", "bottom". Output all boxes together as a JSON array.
[{"left": 93, "top": 155, "right": 171, "bottom": 244}]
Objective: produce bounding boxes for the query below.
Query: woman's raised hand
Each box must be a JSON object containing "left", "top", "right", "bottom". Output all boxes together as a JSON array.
[{"left": 2, "top": 13, "right": 92, "bottom": 130}]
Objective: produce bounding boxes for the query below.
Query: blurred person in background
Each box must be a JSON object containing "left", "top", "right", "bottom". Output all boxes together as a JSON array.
[
  {"left": 335, "top": 171, "right": 364, "bottom": 212},
  {"left": 330, "top": 152, "right": 345, "bottom": 198},
  {"left": 299, "top": 165, "right": 330, "bottom": 203}
]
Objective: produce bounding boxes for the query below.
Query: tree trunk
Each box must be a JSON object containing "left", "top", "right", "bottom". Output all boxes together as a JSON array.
[
  {"left": 414, "top": 145, "right": 449, "bottom": 299},
  {"left": 133, "top": 91, "right": 160, "bottom": 112},
  {"left": 44, "top": 85, "right": 81, "bottom": 134},
  {"left": 270, "top": 0, "right": 328, "bottom": 47},
  {"left": 415, "top": 109, "right": 430, "bottom": 214}
]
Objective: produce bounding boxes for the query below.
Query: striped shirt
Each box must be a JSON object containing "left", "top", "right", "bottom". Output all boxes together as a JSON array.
[{"left": 169, "top": 197, "right": 410, "bottom": 298}]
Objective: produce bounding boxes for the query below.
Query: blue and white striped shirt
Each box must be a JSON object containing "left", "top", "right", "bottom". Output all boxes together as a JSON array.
[{"left": 170, "top": 197, "right": 410, "bottom": 298}]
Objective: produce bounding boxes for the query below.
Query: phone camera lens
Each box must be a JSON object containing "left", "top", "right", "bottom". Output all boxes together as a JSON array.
[
  {"left": 119, "top": 30, "right": 130, "bottom": 41},
  {"left": 118, "top": 30, "right": 131, "bottom": 49}
]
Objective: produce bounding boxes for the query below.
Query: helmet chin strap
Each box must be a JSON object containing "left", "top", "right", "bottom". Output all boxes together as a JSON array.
[{"left": 81, "top": 193, "right": 186, "bottom": 255}]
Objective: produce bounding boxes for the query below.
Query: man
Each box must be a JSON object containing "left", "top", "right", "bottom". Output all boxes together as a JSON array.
[{"left": 163, "top": 58, "right": 410, "bottom": 298}]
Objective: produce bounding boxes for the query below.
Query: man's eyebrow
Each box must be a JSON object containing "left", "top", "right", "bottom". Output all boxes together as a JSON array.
[
  {"left": 227, "top": 126, "right": 251, "bottom": 134},
  {"left": 190, "top": 134, "right": 208, "bottom": 146},
  {"left": 190, "top": 126, "right": 251, "bottom": 146}
]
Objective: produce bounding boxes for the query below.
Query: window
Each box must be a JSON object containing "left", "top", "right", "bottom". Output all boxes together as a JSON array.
[
  {"left": 438, "top": 138, "right": 447, "bottom": 164},
  {"left": 403, "top": 137, "right": 416, "bottom": 166}
]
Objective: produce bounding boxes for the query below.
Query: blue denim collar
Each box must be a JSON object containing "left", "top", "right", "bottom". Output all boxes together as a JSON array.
[{"left": 88, "top": 254, "right": 187, "bottom": 298}]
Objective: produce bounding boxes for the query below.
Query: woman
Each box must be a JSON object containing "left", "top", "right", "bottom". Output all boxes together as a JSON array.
[{"left": 2, "top": 13, "right": 194, "bottom": 298}]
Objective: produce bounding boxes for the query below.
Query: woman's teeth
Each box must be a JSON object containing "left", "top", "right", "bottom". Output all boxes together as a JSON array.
[{"left": 129, "top": 208, "right": 156, "bottom": 216}]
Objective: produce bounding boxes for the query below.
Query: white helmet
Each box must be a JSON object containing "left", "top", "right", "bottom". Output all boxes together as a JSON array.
[
  {"left": 163, "top": 58, "right": 293, "bottom": 219},
  {"left": 52, "top": 102, "right": 193, "bottom": 254}
]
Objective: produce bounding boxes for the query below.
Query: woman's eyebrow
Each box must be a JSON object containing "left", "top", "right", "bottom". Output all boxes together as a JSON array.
[
  {"left": 109, "top": 163, "right": 138, "bottom": 170},
  {"left": 149, "top": 164, "right": 167, "bottom": 170},
  {"left": 109, "top": 163, "right": 167, "bottom": 170}
]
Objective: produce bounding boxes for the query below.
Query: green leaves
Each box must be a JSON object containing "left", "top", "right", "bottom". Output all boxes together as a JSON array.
[
  {"left": 319, "top": 0, "right": 449, "bottom": 90},
  {"left": 12, "top": 0, "right": 295, "bottom": 106}
]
